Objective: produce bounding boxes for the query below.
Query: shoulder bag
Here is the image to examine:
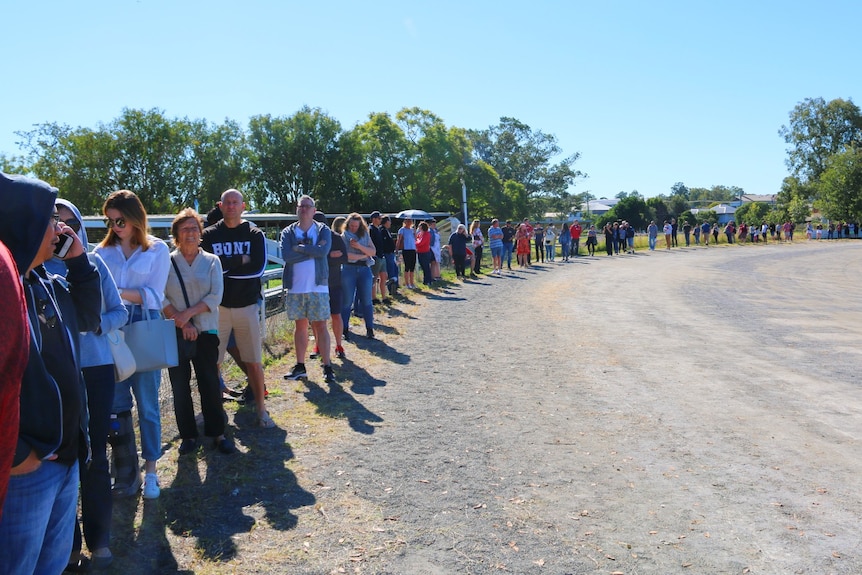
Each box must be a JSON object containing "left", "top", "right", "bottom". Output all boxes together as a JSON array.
[
  {"left": 170, "top": 257, "right": 197, "bottom": 360},
  {"left": 121, "top": 287, "right": 179, "bottom": 372}
]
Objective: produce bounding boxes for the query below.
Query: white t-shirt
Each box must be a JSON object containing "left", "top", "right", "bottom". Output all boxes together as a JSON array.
[{"left": 290, "top": 224, "right": 328, "bottom": 294}]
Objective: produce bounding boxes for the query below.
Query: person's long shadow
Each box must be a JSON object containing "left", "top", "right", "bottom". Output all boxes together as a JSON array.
[
  {"left": 110, "top": 490, "right": 194, "bottom": 574},
  {"left": 303, "top": 378, "right": 383, "bottom": 434},
  {"left": 349, "top": 335, "right": 410, "bottom": 364},
  {"left": 161, "top": 416, "right": 315, "bottom": 563}
]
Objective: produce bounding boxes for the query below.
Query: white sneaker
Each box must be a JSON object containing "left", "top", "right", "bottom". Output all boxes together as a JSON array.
[{"left": 143, "top": 472, "right": 160, "bottom": 499}]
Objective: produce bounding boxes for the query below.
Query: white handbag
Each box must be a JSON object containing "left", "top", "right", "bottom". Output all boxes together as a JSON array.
[{"left": 106, "top": 329, "right": 136, "bottom": 382}]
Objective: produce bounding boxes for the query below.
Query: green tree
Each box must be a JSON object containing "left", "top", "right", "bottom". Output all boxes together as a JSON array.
[
  {"left": 246, "top": 107, "right": 344, "bottom": 212},
  {"left": 816, "top": 147, "right": 862, "bottom": 221},
  {"left": 187, "top": 118, "right": 249, "bottom": 212},
  {"left": 734, "top": 201, "right": 769, "bottom": 225},
  {"left": 18, "top": 122, "right": 121, "bottom": 214},
  {"left": 646, "top": 197, "right": 669, "bottom": 226},
  {"left": 779, "top": 97, "right": 862, "bottom": 182},
  {"left": 670, "top": 182, "right": 690, "bottom": 200},
  {"left": 468, "top": 117, "right": 584, "bottom": 213},
  {"left": 352, "top": 112, "right": 411, "bottom": 211},
  {"left": 776, "top": 176, "right": 813, "bottom": 224},
  {"left": 0, "top": 153, "right": 29, "bottom": 175}
]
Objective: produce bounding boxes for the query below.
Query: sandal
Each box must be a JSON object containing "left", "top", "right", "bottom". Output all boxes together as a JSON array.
[{"left": 256, "top": 412, "right": 275, "bottom": 428}]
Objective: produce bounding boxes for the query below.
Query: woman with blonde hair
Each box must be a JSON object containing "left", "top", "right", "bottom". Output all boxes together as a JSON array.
[
  {"left": 341, "top": 212, "right": 377, "bottom": 340},
  {"left": 94, "top": 190, "right": 170, "bottom": 500}
]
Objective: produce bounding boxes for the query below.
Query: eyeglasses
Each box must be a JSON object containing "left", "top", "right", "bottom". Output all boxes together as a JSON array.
[
  {"left": 297, "top": 204, "right": 315, "bottom": 210},
  {"left": 104, "top": 217, "right": 126, "bottom": 229}
]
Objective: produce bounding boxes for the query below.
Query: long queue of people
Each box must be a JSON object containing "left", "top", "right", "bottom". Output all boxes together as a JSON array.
[{"left": 0, "top": 175, "right": 380, "bottom": 574}]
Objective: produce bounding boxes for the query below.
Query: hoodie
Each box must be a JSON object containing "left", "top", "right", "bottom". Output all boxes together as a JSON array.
[
  {"left": 46, "top": 199, "right": 128, "bottom": 368},
  {"left": 0, "top": 173, "right": 101, "bottom": 466}
]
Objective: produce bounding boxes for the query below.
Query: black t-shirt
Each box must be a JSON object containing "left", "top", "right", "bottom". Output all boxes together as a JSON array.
[
  {"left": 448, "top": 232, "right": 469, "bottom": 256},
  {"left": 379, "top": 227, "right": 396, "bottom": 254},
  {"left": 501, "top": 225, "right": 516, "bottom": 243},
  {"left": 201, "top": 220, "right": 267, "bottom": 308},
  {"left": 328, "top": 233, "right": 347, "bottom": 287}
]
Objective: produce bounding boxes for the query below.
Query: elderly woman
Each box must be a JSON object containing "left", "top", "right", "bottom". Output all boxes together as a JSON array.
[
  {"left": 94, "top": 190, "right": 170, "bottom": 500},
  {"left": 163, "top": 208, "right": 234, "bottom": 456},
  {"left": 447, "top": 223, "right": 470, "bottom": 279},
  {"left": 341, "top": 212, "right": 377, "bottom": 340}
]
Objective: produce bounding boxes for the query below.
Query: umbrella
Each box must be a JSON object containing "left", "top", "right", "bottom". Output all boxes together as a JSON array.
[{"left": 396, "top": 209, "right": 432, "bottom": 221}]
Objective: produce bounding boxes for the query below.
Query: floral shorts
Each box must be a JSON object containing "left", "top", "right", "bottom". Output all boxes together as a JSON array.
[{"left": 285, "top": 292, "right": 330, "bottom": 322}]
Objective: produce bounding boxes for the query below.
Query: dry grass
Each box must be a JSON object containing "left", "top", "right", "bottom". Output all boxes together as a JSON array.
[{"left": 102, "top": 287, "right": 431, "bottom": 574}]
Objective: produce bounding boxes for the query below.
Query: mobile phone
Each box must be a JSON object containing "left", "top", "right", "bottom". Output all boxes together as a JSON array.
[{"left": 54, "top": 233, "right": 75, "bottom": 259}]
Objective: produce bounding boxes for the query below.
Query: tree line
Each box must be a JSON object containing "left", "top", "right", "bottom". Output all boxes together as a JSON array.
[{"left": 0, "top": 107, "right": 585, "bottom": 219}]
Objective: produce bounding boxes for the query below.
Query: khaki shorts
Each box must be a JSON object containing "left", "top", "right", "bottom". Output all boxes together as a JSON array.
[
  {"left": 217, "top": 303, "right": 263, "bottom": 364},
  {"left": 285, "top": 292, "right": 330, "bottom": 323}
]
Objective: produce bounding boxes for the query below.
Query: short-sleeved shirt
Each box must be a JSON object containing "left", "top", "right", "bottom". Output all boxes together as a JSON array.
[
  {"left": 398, "top": 227, "right": 416, "bottom": 250},
  {"left": 488, "top": 226, "right": 503, "bottom": 249}
]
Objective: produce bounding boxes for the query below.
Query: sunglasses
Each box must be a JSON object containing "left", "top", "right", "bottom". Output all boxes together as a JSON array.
[
  {"left": 63, "top": 218, "right": 81, "bottom": 233},
  {"left": 104, "top": 217, "right": 126, "bottom": 229}
]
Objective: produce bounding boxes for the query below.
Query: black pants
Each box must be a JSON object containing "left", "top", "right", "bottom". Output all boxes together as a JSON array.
[
  {"left": 472, "top": 246, "right": 483, "bottom": 273},
  {"left": 534, "top": 241, "right": 543, "bottom": 262},
  {"left": 453, "top": 253, "right": 466, "bottom": 277},
  {"left": 168, "top": 332, "right": 225, "bottom": 439}
]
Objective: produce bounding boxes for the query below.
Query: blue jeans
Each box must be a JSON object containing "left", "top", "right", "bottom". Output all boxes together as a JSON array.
[
  {"left": 0, "top": 460, "right": 79, "bottom": 575},
  {"left": 648, "top": 236, "right": 657, "bottom": 250},
  {"left": 417, "top": 251, "right": 433, "bottom": 284},
  {"left": 113, "top": 306, "right": 162, "bottom": 462},
  {"left": 75, "top": 364, "right": 115, "bottom": 554},
  {"left": 384, "top": 253, "right": 398, "bottom": 282},
  {"left": 545, "top": 244, "right": 554, "bottom": 261},
  {"left": 341, "top": 264, "right": 373, "bottom": 333},
  {"left": 502, "top": 242, "right": 513, "bottom": 268}
]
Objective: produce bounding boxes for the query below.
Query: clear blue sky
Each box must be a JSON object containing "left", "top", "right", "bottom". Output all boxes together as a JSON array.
[{"left": 2, "top": 0, "right": 860, "bottom": 199}]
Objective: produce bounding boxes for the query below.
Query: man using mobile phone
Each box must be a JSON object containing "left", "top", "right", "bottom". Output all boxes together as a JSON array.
[{"left": 0, "top": 173, "right": 100, "bottom": 575}]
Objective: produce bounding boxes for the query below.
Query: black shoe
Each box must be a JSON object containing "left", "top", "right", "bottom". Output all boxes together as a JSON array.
[
  {"left": 214, "top": 437, "right": 236, "bottom": 454},
  {"left": 237, "top": 384, "right": 268, "bottom": 404},
  {"left": 366, "top": 328, "right": 375, "bottom": 340},
  {"left": 178, "top": 438, "right": 198, "bottom": 455},
  {"left": 372, "top": 298, "right": 381, "bottom": 304},
  {"left": 309, "top": 347, "right": 320, "bottom": 360},
  {"left": 343, "top": 330, "right": 351, "bottom": 342},
  {"left": 222, "top": 385, "right": 243, "bottom": 399},
  {"left": 323, "top": 364, "right": 336, "bottom": 384},
  {"left": 284, "top": 363, "right": 307, "bottom": 380}
]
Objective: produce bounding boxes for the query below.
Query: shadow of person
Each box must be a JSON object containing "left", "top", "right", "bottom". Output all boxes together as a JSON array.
[
  {"left": 303, "top": 379, "right": 383, "bottom": 434},
  {"left": 160, "top": 417, "right": 316, "bottom": 564},
  {"left": 348, "top": 336, "right": 410, "bottom": 365}
]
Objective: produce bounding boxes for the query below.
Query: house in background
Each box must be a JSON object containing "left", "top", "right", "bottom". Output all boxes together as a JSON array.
[
  {"left": 731, "top": 194, "right": 778, "bottom": 208},
  {"left": 691, "top": 203, "right": 736, "bottom": 225}
]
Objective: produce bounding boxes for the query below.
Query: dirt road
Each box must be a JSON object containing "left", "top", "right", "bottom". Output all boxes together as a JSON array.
[{"left": 298, "top": 241, "right": 862, "bottom": 574}]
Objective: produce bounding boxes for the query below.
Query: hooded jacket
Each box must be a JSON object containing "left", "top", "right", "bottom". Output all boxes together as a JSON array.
[
  {"left": 45, "top": 199, "right": 128, "bottom": 368},
  {"left": 0, "top": 173, "right": 101, "bottom": 467}
]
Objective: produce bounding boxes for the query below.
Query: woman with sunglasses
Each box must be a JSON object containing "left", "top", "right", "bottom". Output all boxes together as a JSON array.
[{"left": 94, "top": 190, "right": 170, "bottom": 500}]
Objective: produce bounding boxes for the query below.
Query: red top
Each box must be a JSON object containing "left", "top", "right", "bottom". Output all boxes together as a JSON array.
[
  {"left": 0, "top": 240, "right": 28, "bottom": 517},
  {"left": 416, "top": 230, "right": 431, "bottom": 253},
  {"left": 570, "top": 224, "right": 582, "bottom": 239}
]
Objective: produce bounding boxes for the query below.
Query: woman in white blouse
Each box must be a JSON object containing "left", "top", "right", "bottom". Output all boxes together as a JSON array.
[{"left": 94, "top": 190, "right": 170, "bottom": 500}]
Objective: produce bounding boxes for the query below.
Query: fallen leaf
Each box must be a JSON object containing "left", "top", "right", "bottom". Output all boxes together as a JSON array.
[
  {"left": 533, "top": 559, "right": 545, "bottom": 566},
  {"left": 682, "top": 562, "right": 692, "bottom": 568},
  {"left": 833, "top": 552, "right": 841, "bottom": 558}
]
